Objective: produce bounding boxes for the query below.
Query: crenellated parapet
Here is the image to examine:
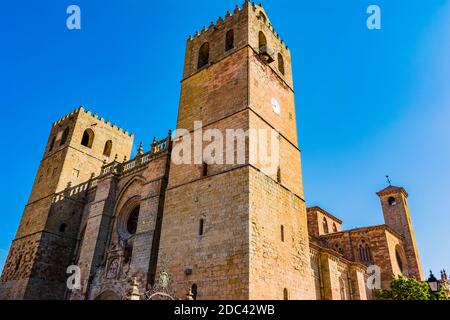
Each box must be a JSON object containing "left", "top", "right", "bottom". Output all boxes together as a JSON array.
[
  {"left": 53, "top": 106, "right": 133, "bottom": 138},
  {"left": 186, "top": 2, "right": 288, "bottom": 51}
]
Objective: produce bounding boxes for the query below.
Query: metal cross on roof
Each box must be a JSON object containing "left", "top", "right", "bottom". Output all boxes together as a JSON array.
[{"left": 385, "top": 175, "right": 392, "bottom": 186}]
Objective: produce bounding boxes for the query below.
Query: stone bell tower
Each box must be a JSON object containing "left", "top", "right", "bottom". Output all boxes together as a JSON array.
[
  {"left": 156, "top": 2, "right": 315, "bottom": 299},
  {"left": 377, "top": 185, "right": 424, "bottom": 280},
  {"left": 0, "top": 107, "right": 133, "bottom": 299}
]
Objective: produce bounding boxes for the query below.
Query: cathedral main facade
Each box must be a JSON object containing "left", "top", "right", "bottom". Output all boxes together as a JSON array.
[{"left": 0, "top": 2, "right": 423, "bottom": 300}]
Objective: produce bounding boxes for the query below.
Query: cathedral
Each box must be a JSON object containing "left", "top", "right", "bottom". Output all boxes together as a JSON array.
[{"left": 0, "top": 2, "right": 423, "bottom": 300}]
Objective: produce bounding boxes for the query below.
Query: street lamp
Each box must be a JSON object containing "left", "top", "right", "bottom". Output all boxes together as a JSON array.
[{"left": 427, "top": 270, "right": 440, "bottom": 293}]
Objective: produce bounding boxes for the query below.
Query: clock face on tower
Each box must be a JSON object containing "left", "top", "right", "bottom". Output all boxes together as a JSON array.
[{"left": 271, "top": 97, "right": 281, "bottom": 114}]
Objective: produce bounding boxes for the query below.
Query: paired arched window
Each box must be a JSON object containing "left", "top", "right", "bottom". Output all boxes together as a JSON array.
[
  {"left": 81, "top": 129, "right": 95, "bottom": 148},
  {"left": 198, "top": 42, "right": 210, "bottom": 69},
  {"left": 358, "top": 240, "right": 373, "bottom": 263},
  {"left": 60, "top": 127, "right": 70, "bottom": 146},
  {"left": 277, "top": 53, "right": 285, "bottom": 75},
  {"left": 225, "top": 29, "right": 234, "bottom": 51},
  {"left": 258, "top": 31, "right": 267, "bottom": 52},
  {"left": 322, "top": 218, "right": 329, "bottom": 234},
  {"left": 103, "top": 140, "right": 112, "bottom": 157}
]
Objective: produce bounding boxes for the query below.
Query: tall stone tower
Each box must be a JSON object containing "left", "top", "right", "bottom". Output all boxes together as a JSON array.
[
  {"left": 377, "top": 185, "right": 424, "bottom": 280},
  {"left": 156, "top": 2, "right": 315, "bottom": 299},
  {"left": 0, "top": 107, "right": 133, "bottom": 299}
]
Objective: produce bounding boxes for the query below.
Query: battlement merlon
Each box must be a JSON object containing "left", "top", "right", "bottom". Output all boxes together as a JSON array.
[
  {"left": 186, "top": 1, "right": 289, "bottom": 51},
  {"left": 52, "top": 106, "right": 134, "bottom": 138}
]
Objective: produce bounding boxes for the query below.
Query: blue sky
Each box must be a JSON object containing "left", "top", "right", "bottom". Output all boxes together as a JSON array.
[{"left": 0, "top": 0, "right": 449, "bottom": 276}]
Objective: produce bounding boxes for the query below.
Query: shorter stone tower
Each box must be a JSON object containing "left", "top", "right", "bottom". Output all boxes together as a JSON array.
[
  {"left": 377, "top": 186, "right": 423, "bottom": 280},
  {"left": 0, "top": 107, "right": 133, "bottom": 299}
]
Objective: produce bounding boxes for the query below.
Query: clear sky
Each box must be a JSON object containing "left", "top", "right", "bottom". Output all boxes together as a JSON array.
[{"left": 0, "top": 0, "right": 449, "bottom": 277}]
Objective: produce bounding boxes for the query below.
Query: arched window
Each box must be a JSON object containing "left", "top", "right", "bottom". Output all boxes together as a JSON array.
[
  {"left": 388, "top": 196, "right": 397, "bottom": 206},
  {"left": 59, "top": 223, "right": 67, "bottom": 233},
  {"left": 191, "top": 284, "right": 198, "bottom": 300},
  {"left": 258, "top": 11, "right": 267, "bottom": 23},
  {"left": 332, "top": 223, "right": 337, "bottom": 233},
  {"left": 322, "top": 218, "right": 329, "bottom": 234},
  {"left": 81, "top": 129, "right": 94, "bottom": 148},
  {"left": 197, "top": 42, "right": 210, "bottom": 69},
  {"left": 199, "top": 218, "right": 205, "bottom": 236},
  {"left": 358, "top": 240, "right": 373, "bottom": 263},
  {"left": 258, "top": 31, "right": 267, "bottom": 52},
  {"left": 49, "top": 136, "right": 56, "bottom": 152},
  {"left": 225, "top": 29, "right": 234, "bottom": 51},
  {"left": 280, "top": 225, "right": 285, "bottom": 242},
  {"left": 283, "top": 288, "right": 289, "bottom": 300},
  {"left": 277, "top": 53, "right": 285, "bottom": 75},
  {"left": 60, "top": 127, "right": 70, "bottom": 146},
  {"left": 395, "top": 245, "right": 407, "bottom": 274},
  {"left": 103, "top": 140, "right": 112, "bottom": 157},
  {"left": 127, "top": 205, "right": 140, "bottom": 235}
]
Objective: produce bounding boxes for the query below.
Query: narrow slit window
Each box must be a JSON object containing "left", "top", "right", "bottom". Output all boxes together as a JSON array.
[{"left": 199, "top": 219, "right": 204, "bottom": 236}]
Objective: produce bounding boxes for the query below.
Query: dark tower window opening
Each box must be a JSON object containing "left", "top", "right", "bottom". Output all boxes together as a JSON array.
[
  {"left": 103, "top": 140, "right": 113, "bottom": 157},
  {"left": 225, "top": 29, "right": 234, "bottom": 51},
  {"left": 81, "top": 129, "right": 95, "bottom": 148},
  {"left": 388, "top": 196, "right": 397, "bottom": 206},
  {"left": 49, "top": 136, "right": 56, "bottom": 152},
  {"left": 332, "top": 223, "right": 337, "bottom": 233},
  {"left": 258, "top": 31, "right": 267, "bottom": 52},
  {"left": 197, "top": 42, "right": 210, "bottom": 69},
  {"left": 59, "top": 223, "right": 67, "bottom": 233},
  {"left": 127, "top": 205, "right": 140, "bottom": 235},
  {"left": 277, "top": 53, "right": 285, "bottom": 75},
  {"left": 60, "top": 127, "right": 70, "bottom": 146},
  {"left": 202, "top": 162, "right": 208, "bottom": 177},
  {"left": 283, "top": 288, "right": 289, "bottom": 300},
  {"left": 199, "top": 218, "right": 204, "bottom": 236},
  {"left": 322, "top": 217, "right": 329, "bottom": 234},
  {"left": 191, "top": 283, "right": 198, "bottom": 300},
  {"left": 281, "top": 225, "right": 285, "bottom": 242}
]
